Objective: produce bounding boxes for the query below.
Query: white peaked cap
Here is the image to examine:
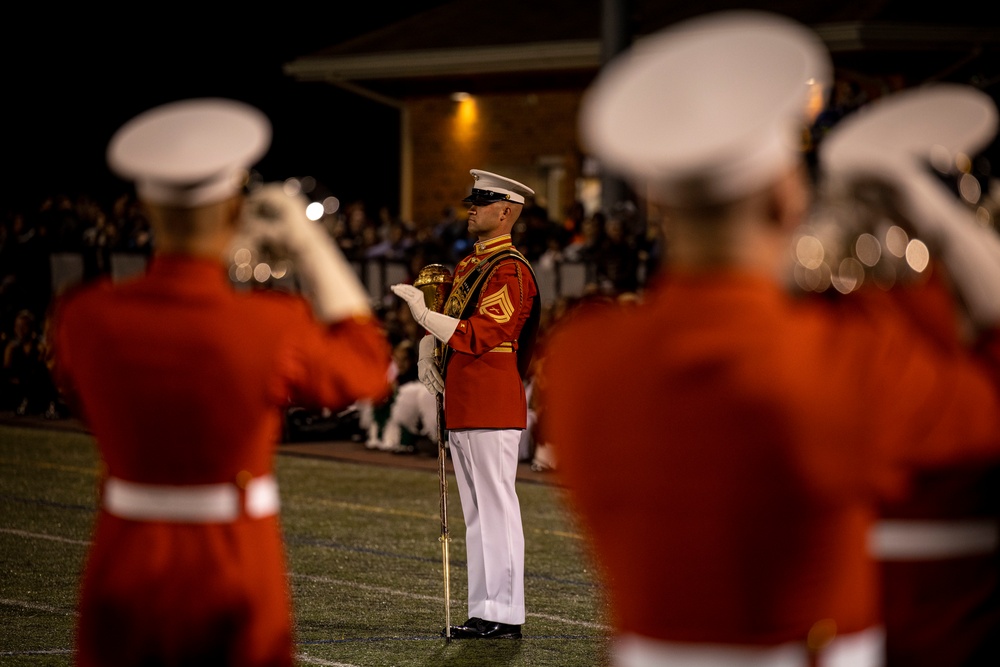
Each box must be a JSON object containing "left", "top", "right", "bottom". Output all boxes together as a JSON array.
[
  {"left": 579, "top": 10, "right": 831, "bottom": 205},
  {"left": 463, "top": 169, "right": 535, "bottom": 205},
  {"left": 819, "top": 84, "right": 998, "bottom": 241},
  {"left": 107, "top": 98, "right": 272, "bottom": 208}
]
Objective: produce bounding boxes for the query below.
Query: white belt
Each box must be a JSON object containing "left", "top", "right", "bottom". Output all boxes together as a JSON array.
[
  {"left": 869, "top": 519, "right": 999, "bottom": 560},
  {"left": 103, "top": 475, "right": 280, "bottom": 523},
  {"left": 613, "top": 627, "right": 885, "bottom": 667}
]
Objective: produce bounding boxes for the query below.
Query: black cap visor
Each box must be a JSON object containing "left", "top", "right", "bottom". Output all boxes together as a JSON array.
[{"left": 462, "top": 188, "right": 511, "bottom": 206}]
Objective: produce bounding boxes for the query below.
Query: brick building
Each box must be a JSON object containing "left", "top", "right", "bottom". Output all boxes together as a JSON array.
[{"left": 284, "top": 0, "right": 1000, "bottom": 228}]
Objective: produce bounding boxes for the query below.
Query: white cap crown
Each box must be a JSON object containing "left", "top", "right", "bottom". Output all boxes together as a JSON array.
[
  {"left": 580, "top": 10, "right": 831, "bottom": 205},
  {"left": 107, "top": 98, "right": 272, "bottom": 208}
]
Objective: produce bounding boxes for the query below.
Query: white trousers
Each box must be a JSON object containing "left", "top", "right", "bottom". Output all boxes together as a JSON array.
[{"left": 449, "top": 428, "right": 525, "bottom": 625}]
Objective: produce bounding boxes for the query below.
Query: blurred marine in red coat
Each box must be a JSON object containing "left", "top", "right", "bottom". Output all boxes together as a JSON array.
[
  {"left": 52, "top": 98, "right": 392, "bottom": 666},
  {"left": 541, "top": 11, "right": 1000, "bottom": 667}
]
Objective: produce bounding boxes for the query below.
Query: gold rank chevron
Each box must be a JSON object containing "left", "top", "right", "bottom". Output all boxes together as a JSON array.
[{"left": 480, "top": 284, "right": 514, "bottom": 323}]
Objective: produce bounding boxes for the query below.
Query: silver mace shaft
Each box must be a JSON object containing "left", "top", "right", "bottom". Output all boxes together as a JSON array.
[{"left": 437, "top": 391, "right": 452, "bottom": 640}]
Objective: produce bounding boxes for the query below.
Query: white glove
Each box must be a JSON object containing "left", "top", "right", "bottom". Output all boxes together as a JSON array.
[
  {"left": 819, "top": 84, "right": 1000, "bottom": 330},
  {"left": 830, "top": 153, "right": 1000, "bottom": 329},
  {"left": 241, "top": 183, "right": 371, "bottom": 322},
  {"left": 895, "top": 165, "right": 1000, "bottom": 329},
  {"left": 417, "top": 334, "right": 444, "bottom": 395},
  {"left": 390, "top": 283, "right": 459, "bottom": 343}
]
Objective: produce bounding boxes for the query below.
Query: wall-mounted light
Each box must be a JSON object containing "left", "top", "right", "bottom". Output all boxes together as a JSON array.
[{"left": 451, "top": 92, "right": 478, "bottom": 143}]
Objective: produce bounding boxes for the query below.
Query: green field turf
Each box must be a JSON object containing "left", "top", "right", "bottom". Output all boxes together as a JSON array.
[{"left": 0, "top": 424, "right": 612, "bottom": 666}]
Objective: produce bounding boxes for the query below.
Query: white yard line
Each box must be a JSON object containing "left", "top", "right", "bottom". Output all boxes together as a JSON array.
[
  {"left": 526, "top": 611, "right": 610, "bottom": 631},
  {"left": 291, "top": 573, "right": 610, "bottom": 631},
  {"left": 295, "top": 654, "right": 362, "bottom": 667},
  {"left": 0, "top": 598, "right": 76, "bottom": 616},
  {"left": 6, "top": 525, "right": 606, "bottom": 631},
  {"left": 0, "top": 457, "right": 97, "bottom": 475},
  {"left": 292, "top": 573, "right": 445, "bottom": 604},
  {"left": 284, "top": 495, "right": 437, "bottom": 521},
  {"left": 0, "top": 527, "right": 89, "bottom": 545}
]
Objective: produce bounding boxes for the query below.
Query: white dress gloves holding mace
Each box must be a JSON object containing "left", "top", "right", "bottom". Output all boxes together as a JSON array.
[{"left": 391, "top": 283, "right": 457, "bottom": 396}]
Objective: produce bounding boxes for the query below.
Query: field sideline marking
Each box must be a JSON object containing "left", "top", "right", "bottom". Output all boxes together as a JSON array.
[
  {"left": 0, "top": 457, "right": 97, "bottom": 475},
  {"left": 3, "top": 529, "right": 601, "bottom": 628},
  {"left": 281, "top": 495, "right": 585, "bottom": 540},
  {"left": 4, "top": 487, "right": 581, "bottom": 534},
  {"left": 295, "top": 654, "right": 360, "bottom": 667},
  {"left": 0, "top": 598, "right": 76, "bottom": 616},
  {"left": 527, "top": 611, "right": 610, "bottom": 630},
  {"left": 4, "top": 527, "right": 589, "bottom": 584},
  {"left": 285, "top": 495, "right": 436, "bottom": 521},
  {"left": 0, "top": 527, "right": 89, "bottom": 545},
  {"left": 291, "top": 573, "right": 610, "bottom": 631},
  {"left": 5, "top": 525, "right": 594, "bottom": 589},
  {"left": 531, "top": 527, "right": 582, "bottom": 540},
  {"left": 1, "top": 454, "right": 584, "bottom": 539}
]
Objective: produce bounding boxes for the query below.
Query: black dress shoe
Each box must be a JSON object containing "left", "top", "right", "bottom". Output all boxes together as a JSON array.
[
  {"left": 444, "top": 617, "right": 521, "bottom": 639},
  {"left": 442, "top": 617, "right": 479, "bottom": 638}
]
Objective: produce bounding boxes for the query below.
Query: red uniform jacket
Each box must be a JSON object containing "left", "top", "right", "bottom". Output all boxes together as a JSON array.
[
  {"left": 443, "top": 234, "right": 537, "bottom": 430},
  {"left": 877, "top": 464, "right": 1000, "bottom": 666},
  {"left": 541, "top": 267, "right": 1000, "bottom": 648},
  {"left": 52, "top": 254, "right": 391, "bottom": 666},
  {"left": 867, "top": 276, "right": 1000, "bottom": 666}
]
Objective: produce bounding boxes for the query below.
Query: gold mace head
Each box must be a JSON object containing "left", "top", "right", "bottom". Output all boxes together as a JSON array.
[{"left": 414, "top": 264, "right": 454, "bottom": 313}]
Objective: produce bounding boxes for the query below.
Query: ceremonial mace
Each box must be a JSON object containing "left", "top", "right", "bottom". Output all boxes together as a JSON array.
[{"left": 413, "top": 263, "right": 455, "bottom": 640}]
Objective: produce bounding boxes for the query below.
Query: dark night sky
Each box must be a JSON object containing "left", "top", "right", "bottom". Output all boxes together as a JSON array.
[
  {"left": 5, "top": 5, "right": 450, "bottom": 221},
  {"left": 7, "top": 4, "right": 999, "bottom": 224}
]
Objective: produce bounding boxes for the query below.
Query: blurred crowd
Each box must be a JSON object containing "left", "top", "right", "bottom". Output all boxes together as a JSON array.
[
  {"left": 0, "top": 188, "right": 654, "bottom": 438},
  {"left": 0, "top": 71, "right": 879, "bottom": 438},
  {"left": 334, "top": 196, "right": 663, "bottom": 298}
]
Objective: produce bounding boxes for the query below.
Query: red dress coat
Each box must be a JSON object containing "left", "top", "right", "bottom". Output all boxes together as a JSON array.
[
  {"left": 876, "top": 464, "right": 1000, "bottom": 666},
  {"left": 442, "top": 234, "right": 538, "bottom": 430},
  {"left": 52, "top": 254, "right": 391, "bottom": 667},
  {"left": 541, "top": 267, "right": 1000, "bottom": 649}
]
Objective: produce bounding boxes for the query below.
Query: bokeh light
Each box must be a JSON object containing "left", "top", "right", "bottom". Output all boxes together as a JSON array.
[
  {"left": 233, "top": 247, "right": 252, "bottom": 266},
  {"left": 306, "top": 201, "right": 325, "bottom": 221},
  {"left": 854, "top": 233, "right": 881, "bottom": 267},
  {"left": 884, "top": 225, "right": 909, "bottom": 258},
  {"left": 253, "top": 263, "right": 272, "bottom": 283},
  {"left": 959, "top": 173, "right": 981, "bottom": 205},
  {"left": 795, "top": 234, "right": 825, "bottom": 270},
  {"left": 832, "top": 257, "right": 865, "bottom": 294},
  {"left": 905, "top": 239, "right": 930, "bottom": 273}
]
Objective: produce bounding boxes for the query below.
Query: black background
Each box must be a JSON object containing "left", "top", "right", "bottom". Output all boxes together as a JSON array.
[
  {"left": 4, "top": 5, "right": 450, "bottom": 220},
  {"left": 6, "top": 5, "right": 999, "bottom": 224}
]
